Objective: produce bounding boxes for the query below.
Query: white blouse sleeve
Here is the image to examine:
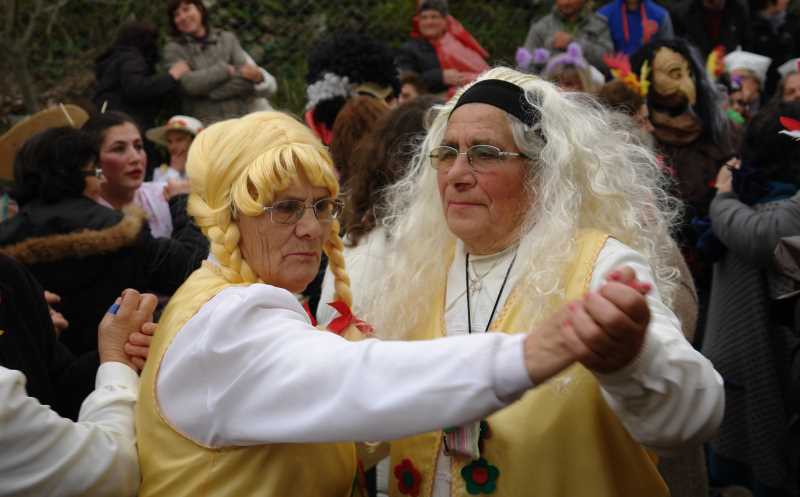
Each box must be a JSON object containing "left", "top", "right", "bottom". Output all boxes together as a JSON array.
[
  {"left": 591, "top": 239, "right": 725, "bottom": 455},
  {"left": 0, "top": 363, "right": 140, "bottom": 497},
  {"left": 158, "top": 284, "right": 534, "bottom": 448}
]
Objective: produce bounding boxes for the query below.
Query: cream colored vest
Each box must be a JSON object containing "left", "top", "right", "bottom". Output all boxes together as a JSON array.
[
  {"left": 136, "top": 281, "right": 360, "bottom": 497},
  {"left": 389, "top": 230, "right": 668, "bottom": 497}
]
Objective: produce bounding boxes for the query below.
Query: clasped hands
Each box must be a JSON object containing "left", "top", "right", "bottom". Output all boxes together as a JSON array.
[
  {"left": 98, "top": 289, "right": 158, "bottom": 372},
  {"left": 524, "top": 266, "right": 651, "bottom": 384}
]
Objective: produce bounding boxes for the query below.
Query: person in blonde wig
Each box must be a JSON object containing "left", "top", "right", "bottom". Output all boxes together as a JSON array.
[
  {"left": 351, "top": 67, "right": 725, "bottom": 497},
  {"left": 134, "top": 110, "right": 670, "bottom": 496}
]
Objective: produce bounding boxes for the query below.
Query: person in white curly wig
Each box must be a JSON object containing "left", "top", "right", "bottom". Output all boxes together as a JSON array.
[{"left": 356, "top": 66, "right": 724, "bottom": 497}]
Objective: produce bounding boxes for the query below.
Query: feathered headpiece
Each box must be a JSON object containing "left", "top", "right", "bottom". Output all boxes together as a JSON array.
[
  {"left": 779, "top": 116, "right": 800, "bottom": 141},
  {"left": 706, "top": 45, "right": 726, "bottom": 80},
  {"left": 603, "top": 52, "right": 649, "bottom": 97}
]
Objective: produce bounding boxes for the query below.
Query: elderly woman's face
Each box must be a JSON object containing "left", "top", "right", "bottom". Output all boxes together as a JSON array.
[
  {"left": 99, "top": 122, "right": 146, "bottom": 194},
  {"left": 437, "top": 103, "right": 531, "bottom": 255},
  {"left": 418, "top": 9, "right": 447, "bottom": 40},
  {"left": 237, "top": 175, "right": 332, "bottom": 293}
]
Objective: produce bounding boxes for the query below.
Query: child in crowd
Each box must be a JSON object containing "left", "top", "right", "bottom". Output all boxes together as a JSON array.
[{"left": 145, "top": 115, "right": 203, "bottom": 183}]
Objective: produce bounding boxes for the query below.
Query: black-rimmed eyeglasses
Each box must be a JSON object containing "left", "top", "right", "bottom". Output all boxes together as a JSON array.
[
  {"left": 429, "top": 144, "right": 529, "bottom": 172},
  {"left": 263, "top": 198, "right": 344, "bottom": 225}
]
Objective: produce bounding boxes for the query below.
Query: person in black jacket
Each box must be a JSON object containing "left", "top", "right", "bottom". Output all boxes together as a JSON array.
[
  {"left": 0, "top": 252, "right": 99, "bottom": 420},
  {"left": 669, "top": 0, "right": 753, "bottom": 56},
  {"left": 750, "top": 0, "right": 800, "bottom": 98},
  {"left": 93, "top": 21, "right": 190, "bottom": 172},
  {"left": 0, "top": 126, "right": 207, "bottom": 360}
]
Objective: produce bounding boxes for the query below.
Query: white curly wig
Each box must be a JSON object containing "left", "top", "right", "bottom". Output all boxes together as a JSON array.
[{"left": 359, "top": 66, "right": 681, "bottom": 339}]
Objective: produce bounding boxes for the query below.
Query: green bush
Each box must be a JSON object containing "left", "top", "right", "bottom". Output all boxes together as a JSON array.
[{"left": 0, "top": 0, "right": 546, "bottom": 131}]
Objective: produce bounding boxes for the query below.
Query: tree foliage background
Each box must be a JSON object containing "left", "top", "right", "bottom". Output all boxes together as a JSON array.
[{"left": 0, "top": 0, "right": 542, "bottom": 133}]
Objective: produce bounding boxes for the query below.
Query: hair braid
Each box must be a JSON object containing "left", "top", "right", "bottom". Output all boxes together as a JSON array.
[
  {"left": 189, "top": 192, "right": 258, "bottom": 285},
  {"left": 323, "top": 220, "right": 353, "bottom": 308}
]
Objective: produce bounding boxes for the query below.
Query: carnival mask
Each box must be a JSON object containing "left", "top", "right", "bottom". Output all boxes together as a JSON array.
[{"left": 652, "top": 47, "right": 697, "bottom": 107}]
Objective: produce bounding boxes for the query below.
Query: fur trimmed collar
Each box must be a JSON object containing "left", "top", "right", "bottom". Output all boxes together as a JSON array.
[{"left": 0, "top": 206, "right": 147, "bottom": 266}]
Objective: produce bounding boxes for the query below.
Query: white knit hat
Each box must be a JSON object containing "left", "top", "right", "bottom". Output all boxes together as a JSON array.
[
  {"left": 145, "top": 115, "right": 204, "bottom": 147},
  {"left": 724, "top": 49, "right": 772, "bottom": 85},
  {"left": 777, "top": 58, "right": 800, "bottom": 79}
]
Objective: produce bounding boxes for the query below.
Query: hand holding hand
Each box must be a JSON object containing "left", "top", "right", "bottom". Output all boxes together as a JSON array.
[
  {"left": 98, "top": 289, "right": 158, "bottom": 371},
  {"left": 552, "top": 31, "right": 573, "bottom": 50},
  {"left": 125, "top": 322, "right": 156, "bottom": 371},
  {"left": 523, "top": 266, "right": 651, "bottom": 383},
  {"left": 561, "top": 268, "right": 651, "bottom": 374},
  {"left": 169, "top": 60, "right": 191, "bottom": 80}
]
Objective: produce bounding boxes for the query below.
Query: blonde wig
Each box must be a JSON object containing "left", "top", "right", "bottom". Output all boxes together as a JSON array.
[
  {"left": 360, "top": 66, "right": 681, "bottom": 339},
  {"left": 158, "top": 111, "right": 353, "bottom": 334}
]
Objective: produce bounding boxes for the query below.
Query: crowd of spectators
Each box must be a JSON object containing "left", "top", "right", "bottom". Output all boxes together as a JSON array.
[{"left": 1, "top": 0, "right": 799, "bottom": 496}]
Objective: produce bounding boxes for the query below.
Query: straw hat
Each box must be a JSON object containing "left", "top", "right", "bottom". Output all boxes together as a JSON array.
[
  {"left": 0, "top": 104, "right": 88, "bottom": 181},
  {"left": 145, "top": 115, "right": 203, "bottom": 147}
]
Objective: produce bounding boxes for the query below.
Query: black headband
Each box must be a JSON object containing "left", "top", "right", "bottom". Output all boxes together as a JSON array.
[{"left": 450, "top": 79, "right": 540, "bottom": 127}]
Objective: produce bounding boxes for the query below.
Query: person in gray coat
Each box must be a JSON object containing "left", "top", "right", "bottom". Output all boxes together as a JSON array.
[
  {"left": 703, "top": 101, "right": 800, "bottom": 497},
  {"left": 163, "top": 0, "right": 271, "bottom": 125},
  {"left": 522, "top": 0, "right": 613, "bottom": 71}
]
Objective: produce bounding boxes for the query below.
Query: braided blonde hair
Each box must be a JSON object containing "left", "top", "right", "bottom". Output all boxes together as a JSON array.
[{"left": 158, "top": 111, "right": 354, "bottom": 336}]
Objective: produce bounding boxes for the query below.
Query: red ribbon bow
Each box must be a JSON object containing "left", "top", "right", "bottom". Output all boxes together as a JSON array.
[{"left": 326, "top": 301, "right": 374, "bottom": 336}]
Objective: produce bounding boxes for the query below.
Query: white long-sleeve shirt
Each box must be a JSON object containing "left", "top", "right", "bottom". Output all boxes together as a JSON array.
[
  {"left": 430, "top": 238, "right": 725, "bottom": 495},
  {"left": 0, "top": 362, "right": 140, "bottom": 497},
  {"left": 158, "top": 239, "right": 723, "bottom": 458}
]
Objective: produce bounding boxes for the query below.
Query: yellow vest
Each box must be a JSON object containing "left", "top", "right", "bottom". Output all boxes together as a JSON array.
[
  {"left": 389, "top": 230, "right": 668, "bottom": 497},
  {"left": 136, "top": 269, "right": 361, "bottom": 497}
]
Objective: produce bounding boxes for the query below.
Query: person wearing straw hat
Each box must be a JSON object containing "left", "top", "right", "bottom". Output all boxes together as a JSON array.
[
  {"left": 724, "top": 49, "right": 772, "bottom": 122},
  {"left": 145, "top": 115, "right": 203, "bottom": 183},
  {"left": 0, "top": 104, "right": 88, "bottom": 182}
]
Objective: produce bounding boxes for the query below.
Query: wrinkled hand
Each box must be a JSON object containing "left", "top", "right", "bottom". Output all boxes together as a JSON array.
[
  {"left": 561, "top": 268, "right": 651, "bottom": 374},
  {"left": 552, "top": 31, "right": 573, "bottom": 50},
  {"left": 169, "top": 60, "right": 191, "bottom": 80},
  {"left": 125, "top": 322, "right": 156, "bottom": 371},
  {"left": 715, "top": 157, "right": 740, "bottom": 194},
  {"left": 523, "top": 266, "right": 651, "bottom": 383},
  {"left": 98, "top": 289, "right": 157, "bottom": 371},
  {"left": 238, "top": 63, "right": 263, "bottom": 83},
  {"left": 163, "top": 178, "right": 191, "bottom": 200},
  {"left": 44, "top": 290, "right": 69, "bottom": 336}
]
